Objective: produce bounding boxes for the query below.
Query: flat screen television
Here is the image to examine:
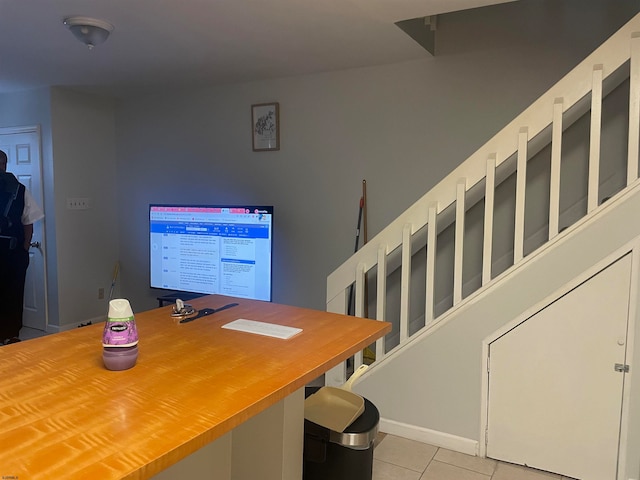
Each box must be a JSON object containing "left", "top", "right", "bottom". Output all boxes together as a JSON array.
[{"left": 149, "top": 204, "right": 273, "bottom": 301}]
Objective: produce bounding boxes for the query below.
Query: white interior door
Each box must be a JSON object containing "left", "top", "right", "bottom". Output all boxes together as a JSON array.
[
  {"left": 486, "top": 254, "right": 631, "bottom": 480},
  {"left": 0, "top": 127, "right": 47, "bottom": 332}
]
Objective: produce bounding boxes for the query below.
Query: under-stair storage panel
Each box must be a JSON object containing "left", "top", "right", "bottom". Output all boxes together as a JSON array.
[{"left": 486, "top": 253, "right": 633, "bottom": 480}]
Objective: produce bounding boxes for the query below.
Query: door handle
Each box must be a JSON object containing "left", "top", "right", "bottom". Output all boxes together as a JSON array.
[{"left": 30, "top": 241, "right": 41, "bottom": 249}]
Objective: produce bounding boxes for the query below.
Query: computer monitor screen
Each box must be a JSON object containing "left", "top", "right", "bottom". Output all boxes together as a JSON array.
[{"left": 149, "top": 204, "right": 273, "bottom": 301}]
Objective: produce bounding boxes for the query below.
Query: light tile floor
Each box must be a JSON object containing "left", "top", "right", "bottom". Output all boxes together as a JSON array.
[{"left": 373, "top": 434, "right": 577, "bottom": 480}]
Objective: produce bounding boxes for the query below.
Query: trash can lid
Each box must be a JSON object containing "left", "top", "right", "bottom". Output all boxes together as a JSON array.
[
  {"left": 305, "top": 386, "right": 380, "bottom": 449},
  {"left": 328, "top": 395, "right": 379, "bottom": 449}
]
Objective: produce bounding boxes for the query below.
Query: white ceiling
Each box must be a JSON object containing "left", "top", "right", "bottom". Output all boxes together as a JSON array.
[{"left": 0, "top": 0, "right": 513, "bottom": 97}]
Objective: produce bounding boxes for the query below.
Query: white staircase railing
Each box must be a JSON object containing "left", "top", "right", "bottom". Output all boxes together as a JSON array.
[{"left": 326, "top": 13, "right": 640, "bottom": 385}]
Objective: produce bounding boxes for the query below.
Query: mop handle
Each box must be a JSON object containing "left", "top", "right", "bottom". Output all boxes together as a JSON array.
[
  {"left": 362, "top": 179, "right": 367, "bottom": 244},
  {"left": 109, "top": 262, "right": 120, "bottom": 300}
]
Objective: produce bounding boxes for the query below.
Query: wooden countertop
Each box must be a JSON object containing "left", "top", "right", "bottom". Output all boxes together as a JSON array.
[{"left": 0, "top": 296, "right": 390, "bottom": 479}]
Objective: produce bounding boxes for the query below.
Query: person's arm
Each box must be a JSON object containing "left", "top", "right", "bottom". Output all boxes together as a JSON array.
[
  {"left": 21, "top": 188, "right": 44, "bottom": 251},
  {"left": 23, "top": 223, "right": 33, "bottom": 251}
]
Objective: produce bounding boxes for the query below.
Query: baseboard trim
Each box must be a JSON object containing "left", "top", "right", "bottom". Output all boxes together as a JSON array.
[{"left": 379, "top": 418, "right": 479, "bottom": 457}]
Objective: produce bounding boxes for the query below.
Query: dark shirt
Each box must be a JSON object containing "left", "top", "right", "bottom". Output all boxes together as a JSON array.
[{"left": 0, "top": 172, "right": 25, "bottom": 249}]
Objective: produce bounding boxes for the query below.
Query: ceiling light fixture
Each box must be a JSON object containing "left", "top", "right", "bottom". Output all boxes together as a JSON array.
[{"left": 63, "top": 16, "right": 114, "bottom": 50}]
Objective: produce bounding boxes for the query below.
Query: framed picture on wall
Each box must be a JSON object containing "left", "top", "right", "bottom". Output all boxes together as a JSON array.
[{"left": 252, "top": 102, "right": 280, "bottom": 151}]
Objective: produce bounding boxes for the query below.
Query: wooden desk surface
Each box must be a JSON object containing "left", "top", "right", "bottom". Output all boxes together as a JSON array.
[{"left": 0, "top": 296, "right": 390, "bottom": 479}]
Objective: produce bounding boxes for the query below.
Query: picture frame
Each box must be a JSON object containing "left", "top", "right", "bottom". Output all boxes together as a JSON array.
[{"left": 252, "top": 102, "right": 280, "bottom": 151}]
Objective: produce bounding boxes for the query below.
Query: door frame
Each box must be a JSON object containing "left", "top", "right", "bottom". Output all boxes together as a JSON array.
[
  {"left": 0, "top": 124, "right": 49, "bottom": 331},
  {"left": 479, "top": 240, "right": 639, "bottom": 480}
]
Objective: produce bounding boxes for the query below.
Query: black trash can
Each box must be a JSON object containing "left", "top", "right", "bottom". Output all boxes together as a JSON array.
[{"left": 303, "top": 386, "right": 379, "bottom": 480}]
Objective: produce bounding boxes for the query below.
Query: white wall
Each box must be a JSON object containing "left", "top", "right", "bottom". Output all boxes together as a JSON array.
[
  {"left": 1, "top": 0, "right": 639, "bottom": 471},
  {"left": 114, "top": 0, "right": 639, "bottom": 313},
  {"left": 49, "top": 88, "right": 119, "bottom": 328},
  {"left": 0, "top": 88, "right": 61, "bottom": 325},
  {"left": 1, "top": 1, "right": 637, "bottom": 324},
  {"left": 0, "top": 88, "right": 119, "bottom": 329}
]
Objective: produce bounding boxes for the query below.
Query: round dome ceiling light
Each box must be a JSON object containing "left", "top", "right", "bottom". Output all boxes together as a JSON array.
[{"left": 63, "top": 16, "right": 114, "bottom": 50}]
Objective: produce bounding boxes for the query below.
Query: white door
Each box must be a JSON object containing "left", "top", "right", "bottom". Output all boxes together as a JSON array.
[
  {"left": 486, "top": 254, "right": 631, "bottom": 480},
  {"left": 0, "top": 126, "right": 47, "bottom": 332}
]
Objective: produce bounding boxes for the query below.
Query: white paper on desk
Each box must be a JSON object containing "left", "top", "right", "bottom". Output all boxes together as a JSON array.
[{"left": 222, "top": 319, "right": 302, "bottom": 339}]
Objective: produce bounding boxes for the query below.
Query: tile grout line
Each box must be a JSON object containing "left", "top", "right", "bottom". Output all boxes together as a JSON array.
[{"left": 427, "top": 447, "right": 495, "bottom": 479}]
